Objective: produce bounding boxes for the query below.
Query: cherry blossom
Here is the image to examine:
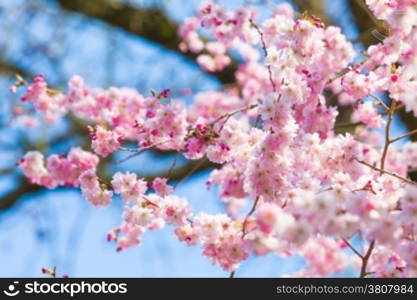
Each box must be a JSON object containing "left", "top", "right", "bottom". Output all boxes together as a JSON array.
[{"left": 14, "top": 0, "right": 417, "bottom": 277}]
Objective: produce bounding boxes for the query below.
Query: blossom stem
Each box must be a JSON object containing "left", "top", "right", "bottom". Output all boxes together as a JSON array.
[
  {"left": 356, "top": 99, "right": 397, "bottom": 278},
  {"left": 334, "top": 122, "right": 362, "bottom": 129},
  {"left": 380, "top": 99, "right": 396, "bottom": 173},
  {"left": 354, "top": 158, "right": 416, "bottom": 186},
  {"left": 119, "top": 140, "right": 171, "bottom": 153},
  {"left": 326, "top": 57, "right": 369, "bottom": 85},
  {"left": 167, "top": 153, "right": 180, "bottom": 179},
  {"left": 369, "top": 94, "right": 389, "bottom": 111},
  {"left": 390, "top": 128, "right": 417, "bottom": 144},
  {"left": 242, "top": 196, "right": 260, "bottom": 238},
  {"left": 342, "top": 238, "right": 364, "bottom": 259},
  {"left": 117, "top": 140, "right": 172, "bottom": 163},
  {"left": 360, "top": 240, "right": 375, "bottom": 278},
  {"left": 249, "top": 19, "right": 276, "bottom": 92},
  {"left": 211, "top": 104, "right": 258, "bottom": 126}
]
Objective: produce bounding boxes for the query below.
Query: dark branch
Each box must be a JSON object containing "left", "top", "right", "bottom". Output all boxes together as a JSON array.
[
  {"left": 0, "top": 179, "right": 42, "bottom": 211},
  {"left": 57, "top": 0, "right": 237, "bottom": 84}
]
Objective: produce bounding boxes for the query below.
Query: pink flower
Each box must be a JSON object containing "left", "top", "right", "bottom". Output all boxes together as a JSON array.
[
  {"left": 341, "top": 71, "right": 377, "bottom": 100},
  {"left": 299, "top": 236, "right": 349, "bottom": 276},
  {"left": 256, "top": 202, "right": 281, "bottom": 234},
  {"left": 91, "top": 126, "right": 121, "bottom": 157},
  {"left": 161, "top": 195, "right": 191, "bottom": 226},
  {"left": 111, "top": 172, "right": 147, "bottom": 203},
  {"left": 197, "top": 54, "right": 216, "bottom": 72},
  {"left": 21, "top": 74, "right": 47, "bottom": 102},
  {"left": 79, "top": 169, "right": 99, "bottom": 190},
  {"left": 352, "top": 101, "right": 385, "bottom": 128},
  {"left": 175, "top": 224, "right": 198, "bottom": 246},
  {"left": 68, "top": 75, "right": 89, "bottom": 102},
  {"left": 124, "top": 206, "right": 155, "bottom": 226},
  {"left": 18, "top": 148, "right": 99, "bottom": 189},
  {"left": 17, "top": 115, "right": 39, "bottom": 127},
  {"left": 111, "top": 172, "right": 137, "bottom": 195},
  {"left": 18, "top": 151, "right": 49, "bottom": 185},
  {"left": 15, "top": 0, "right": 417, "bottom": 277},
  {"left": 79, "top": 168, "right": 113, "bottom": 207},
  {"left": 83, "top": 189, "right": 113, "bottom": 207},
  {"left": 152, "top": 177, "right": 173, "bottom": 197}
]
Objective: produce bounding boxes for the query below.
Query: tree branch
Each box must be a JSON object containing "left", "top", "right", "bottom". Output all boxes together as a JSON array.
[
  {"left": 342, "top": 238, "right": 364, "bottom": 259},
  {"left": 57, "top": 0, "right": 237, "bottom": 84},
  {"left": 380, "top": 100, "right": 396, "bottom": 172},
  {"left": 0, "top": 60, "right": 32, "bottom": 77},
  {"left": 348, "top": 0, "right": 387, "bottom": 47},
  {"left": 0, "top": 179, "right": 43, "bottom": 210},
  {"left": 242, "top": 196, "right": 260, "bottom": 238},
  {"left": 390, "top": 128, "right": 417, "bottom": 144},
  {"left": 355, "top": 158, "right": 416, "bottom": 186},
  {"left": 292, "top": 0, "right": 332, "bottom": 25},
  {"left": 360, "top": 240, "right": 375, "bottom": 278},
  {"left": 349, "top": 0, "right": 417, "bottom": 182},
  {"left": 143, "top": 158, "right": 219, "bottom": 183}
]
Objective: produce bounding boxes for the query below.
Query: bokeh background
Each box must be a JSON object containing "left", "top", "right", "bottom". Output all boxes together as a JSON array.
[{"left": 0, "top": 0, "right": 411, "bottom": 277}]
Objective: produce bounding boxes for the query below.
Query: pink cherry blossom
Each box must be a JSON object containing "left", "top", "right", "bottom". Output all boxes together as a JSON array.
[
  {"left": 255, "top": 202, "right": 281, "bottom": 234},
  {"left": 111, "top": 172, "right": 148, "bottom": 203},
  {"left": 14, "top": 0, "right": 417, "bottom": 277},
  {"left": 91, "top": 125, "right": 122, "bottom": 157},
  {"left": 152, "top": 177, "right": 173, "bottom": 197}
]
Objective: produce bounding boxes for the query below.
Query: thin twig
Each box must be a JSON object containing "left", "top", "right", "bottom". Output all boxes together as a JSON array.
[
  {"left": 119, "top": 140, "right": 171, "bottom": 153},
  {"left": 116, "top": 149, "right": 149, "bottom": 164},
  {"left": 380, "top": 104, "right": 404, "bottom": 116},
  {"left": 380, "top": 100, "right": 396, "bottom": 173},
  {"left": 369, "top": 94, "right": 389, "bottom": 111},
  {"left": 390, "top": 128, "right": 417, "bottom": 144},
  {"left": 142, "top": 195, "right": 160, "bottom": 208},
  {"left": 242, "top": 196, "right": 261, "bottom": 238},
  {"left": 119, "top": 147, "right": 141, "bottom": 152},
  {"left": 117, "top": 140, "right": 171, "bottom": 164},
  {"left": 342, "top": 238, "right": 364, "bottom": 259},
  {"left": 326, "top": 57, "right": 369, "bottom": 85},
  {"left": 167, "top": 153, "right": 180, "bottom": 179},
  {"left": 355, "top": 96, "right": 413, "bottom": 279},
  {"left": 326, "top": 68, "right": 352, "bottom": 85},
  {"left": 354, "top": 158, "right": 416, "bottom": 186},
  {"left": 334, "top": 122, "right": 362, "bottom": 129},
  {"left": 360, "top": 240, "right": 375, "bottom": 278},
  {"left": 210, "top": 104, "right": 258, "bottom": 126},
  {"left": 249, "top": 19, "right": 276, "bottom": 92}
]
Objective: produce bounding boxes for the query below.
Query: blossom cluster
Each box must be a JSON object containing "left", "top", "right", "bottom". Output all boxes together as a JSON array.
[
  {"left": 13, "top": 1, "right": 417, "bottom": 277},
  {"left": 18, "top": 148, "right": 99, "bottom": 189}
]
